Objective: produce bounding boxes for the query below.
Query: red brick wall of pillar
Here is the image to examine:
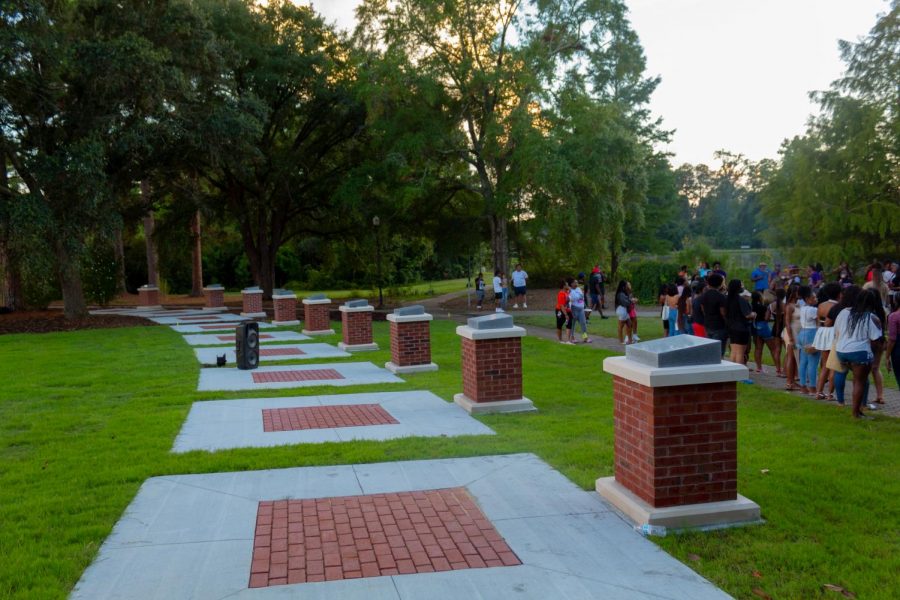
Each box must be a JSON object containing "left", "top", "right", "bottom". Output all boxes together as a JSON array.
[
  {"left": 612, "top": 376, "right": 738, "bottom": 508},
  {"left": 460, "top": 337, "right": 522, "bottom": 403},
  {"left": 273, "top": 297, "right": 297, "bottom": 322},
  {"left": 342, "top": 311, "right": 373, "bottom": 345},
  {"left": 243, "top": 292, "right": 263, "bottom": 314},
  {"left": 138, "top": 287, "right": 159, "bottom": 306},
  {"left": 205, "top": 289, "right": 224, "bottom": 308},
  {"left": 304, "top": 304, "right": 331, "bottom": 331},
  {"left": 390, "top": 321, "right": 431, "bottom": 366}
]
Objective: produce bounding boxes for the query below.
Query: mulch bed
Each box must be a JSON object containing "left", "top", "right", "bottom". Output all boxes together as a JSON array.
[
  {"left": 440, "top": 288, "right": 561, "bottom": 312},
  {"left": 0, "top": 310, "right": 154, "bottom": 335}
]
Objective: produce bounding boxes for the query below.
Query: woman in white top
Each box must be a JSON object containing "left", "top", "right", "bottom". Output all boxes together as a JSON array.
[
  {"left": 833, "top": 289, "right": 884, "bottom": 418},
  {"left": 796, "top": 287, "right": 819, "bottom": 395}
]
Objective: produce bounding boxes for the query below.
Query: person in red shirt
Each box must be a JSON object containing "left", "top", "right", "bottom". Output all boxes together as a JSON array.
[{"left": 555, "top": 279, "right": 571, "bottom": 343}]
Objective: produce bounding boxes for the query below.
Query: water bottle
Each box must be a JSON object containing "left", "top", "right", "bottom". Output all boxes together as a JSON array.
[{"left": 637, "top": 524, "right": 667, "bottom": 537}]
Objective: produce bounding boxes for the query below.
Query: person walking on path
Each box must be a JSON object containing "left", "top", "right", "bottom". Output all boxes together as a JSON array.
[
  {"left": 751, "top": 291, "right": 780, "bottom": 374},
  {"left": 725, "top": 280, "right": 754, "bottom": 366},
  {"left": 813, "top": 283, "right": 841, "bottom": 399},
  {"left": 511, "top": 264, "right": 528, "bottom": 309},
  {"left": 492, "top": 270, "right": 505, "bottom": 312},
  {"left": 833, "top": 289, "right": 884, "bottom": 419},
  {"left": 567, "top": 277, "right": 591, "bottom": 343},
  {"left": 474, "top": 272, "right": 485, "bottom": 310},
  {"left": 555, "top": 279, "right": 572, "bottom": 343},
  {"left": 797, "top": 286, "right": 820, "bottom": 396},
  {"left": 885, "top": 295, "right": 900, "bottom": 391},
  {"left": 615, "top": 280, "right": 634, "bottom": 345},
  {"left": 588, "top": 266, "right": 608, "bottom": 318},
  {"left": 701, "top": 273, "right": 728, "bottom": 355}
]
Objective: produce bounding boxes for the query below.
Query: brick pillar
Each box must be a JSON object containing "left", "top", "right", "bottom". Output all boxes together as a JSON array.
[
  {"left": 136, "top": 285, "right": 161, "bottom": 310},
  {"left": 453, "top": 315, "right": 535, "bottom": 414},
  {"left": 337, "top": 303, "right": 378, "bottom": 352},
  {"left": 596, "top": 340, "right": 760, "bottom": 530},
  {"left": 301, "top": 297, "right": 334, "bottom": 336},
  {"left": 272, "top": 291, "right": 299, "bottom": 326},
  {"left": 385, "top": 309, "right": 437, "bottom": 374},
  {"left": 202, "top": 285, "right": 226, "bottom": 311},
  {"left": 240, "top": 287, "right": 266, "bottom": 318}
]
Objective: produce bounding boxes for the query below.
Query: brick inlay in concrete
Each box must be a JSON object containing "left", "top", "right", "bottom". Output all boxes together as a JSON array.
[
  {"left": 218, "top": 334, "right": 274, "bottom": 342},
  {"left": 259, "top": 347, "right": 305, "bottom": 357},
  {"left": 261, "top": 404, "right": 397, "bottom": 432},
  {"left": 251, "top": 368, "right": 344, "bottom": 384},
  {"left": 248, "top": 487, "right": 521, "bottom": 588},
  {"left": 181, "top": 315, "right": 223, "bottom": 321},
  {"left": 200, "top": 324, "right": 234, "bottom": 330}
]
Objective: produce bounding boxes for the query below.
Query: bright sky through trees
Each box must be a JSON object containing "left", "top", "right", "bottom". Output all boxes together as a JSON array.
[{"left": 309, "top": 0, "right": 889, "bottom": 166}]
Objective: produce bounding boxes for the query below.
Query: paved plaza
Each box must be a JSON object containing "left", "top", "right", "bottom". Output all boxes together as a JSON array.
[
  {"left": 193, "top": 343, "right": 350, "bottom": 365},
  {"left": 72, "top": 454, "right": 729, "bottom": 600},
  {"left": 196, "top": 362, "right": 404, "bottom": 392},
  {"left": 172, "top": 391, "right": 495, "bottom": 452}
]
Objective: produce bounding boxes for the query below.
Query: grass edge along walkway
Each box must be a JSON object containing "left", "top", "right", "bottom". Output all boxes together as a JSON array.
[{"left": 0, "top": 321, "right": 898, "bottom": 599}]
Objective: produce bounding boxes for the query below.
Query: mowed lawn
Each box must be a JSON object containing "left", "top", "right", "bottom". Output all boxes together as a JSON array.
[{"left": 0, "top": 321, "right": 898, "bottom": 599}]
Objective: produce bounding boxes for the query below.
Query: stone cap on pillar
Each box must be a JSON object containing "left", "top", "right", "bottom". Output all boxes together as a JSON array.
[
  {"left": 302, "top": 293, "right": 330, "bottom": 305},
  {"left": 203, "top": 284, "right": 224, "bottom": 291},
  {"left": 139, "top": 284, "right": 159, "bottom": 291},
  {"left": 387, "top": 305, "right": 433, "bottom": 323},
  {"left": 339, "top": 299, "right": 374, "bottom": 313},
  {"left": 242, "top": 286, "right": 263, "bottom": 295},
  {"left": 272, "top": 289, "right": 296, "bottom": 300},
  {"left": 604, "top": 335, "right": 748, "bottom": 387},
  {"left": 456, "top": 313, "right": 526, "bottom": 340}
]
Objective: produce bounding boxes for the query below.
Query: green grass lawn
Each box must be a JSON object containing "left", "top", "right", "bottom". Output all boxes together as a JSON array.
[
  {"left": 516, "top": 313, "right": 668, "bottom": 342},
  {"left": 217, "top": 277, "right": 468, "bottom": 303},
  {"left": 1, "top": 321, "right": 898, "bottom": 599}
]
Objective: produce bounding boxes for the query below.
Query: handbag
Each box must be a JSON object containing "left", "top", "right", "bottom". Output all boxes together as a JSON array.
[
  {"left": 826, "top": 337, "right": 846, "bottom": 373},
  {"left": 661, "top": 305, "right": 670, "bottom": 320}
]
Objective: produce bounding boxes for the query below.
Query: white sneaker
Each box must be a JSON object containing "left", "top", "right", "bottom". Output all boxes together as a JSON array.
[
  {"left": 633, "top": 334, "right": 641, "bottom": 342},
  {"left": 495, "top": 308, "right": 504, "bottom": 313},
  {"left": 513, "top": 304, "right": 519, "bottom": 309},
  {"left": 523, "top": 303, "right": 528, "bottom": 308}
]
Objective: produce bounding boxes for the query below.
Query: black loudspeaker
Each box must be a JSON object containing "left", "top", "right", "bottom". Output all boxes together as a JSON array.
[{"left": 235, "top": 322, "right": 260, "bottom": 370}]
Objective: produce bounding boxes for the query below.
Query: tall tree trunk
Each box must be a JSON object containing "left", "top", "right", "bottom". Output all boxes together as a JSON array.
[
  {"left": 0, "top": 242, "right": 23, "bottom": 311},
  {"left": 113, "top": 222, "right": 127, "bottom": 295},
  {"left": 489, "top": 214, "right": 508, "bottom": 277},
  {"left": 55, "top": 241, "right": 86, "bottom": 319},
  {"left": 141, "top": 181, "right": 159, "bottom": 287},
  {"left": 189, "top": 210, "right": 203, "bottom": 297}
]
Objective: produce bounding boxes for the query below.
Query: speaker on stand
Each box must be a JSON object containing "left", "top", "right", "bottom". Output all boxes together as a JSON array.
[{"left": 235, "top": 322, "right": 260, "bottom": 370}]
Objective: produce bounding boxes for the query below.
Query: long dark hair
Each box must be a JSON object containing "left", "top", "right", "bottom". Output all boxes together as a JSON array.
[
  {"left": 615, "top": 280, "right": 630, "bottom": 307},
  {"left": 837, "top": 285, "right": 861, "bottom": 311},
  {"left": 848, "top": 288, "right": 881, "bottom": 338},
  {"left": 726, "top": 279, "right": 743, "bottom": 319},
  {"left": 678, "top": 285, "right": 691, "bottom": 314},
  {"left": 774, "top": 288, "right": 786, "bottom": 315}
]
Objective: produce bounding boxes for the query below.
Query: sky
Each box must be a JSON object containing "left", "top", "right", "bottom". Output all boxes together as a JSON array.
[{"left": 308, "top": 0, "right": 890, "bottom": 167}]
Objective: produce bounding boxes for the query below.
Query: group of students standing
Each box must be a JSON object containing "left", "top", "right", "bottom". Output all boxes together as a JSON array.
[
  {"left": 554, "top": 266, "right": 613, "bottom": 344},
  {"left": 658, "top": 260, "right": 900, "bottom": 420},
  {"left": 474, "top": 265, "right": 530, "bottom": 312}
]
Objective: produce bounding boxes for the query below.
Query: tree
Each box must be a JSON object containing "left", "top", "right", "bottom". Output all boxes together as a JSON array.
[{"left": 0, "top": 0, "right": 216, "bottom": 317}]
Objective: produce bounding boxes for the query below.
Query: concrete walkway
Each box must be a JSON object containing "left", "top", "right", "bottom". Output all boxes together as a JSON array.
[{"left": 72, "top": 454, "right": 730, "bottom": 600}]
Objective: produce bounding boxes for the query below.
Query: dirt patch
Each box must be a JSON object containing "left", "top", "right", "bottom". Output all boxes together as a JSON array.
[
  {"left": 0, "top": 310, "right": 155, "bottom": 335},
  {"left": 439, "top": 288, "right": 569, "bottom": 312}
]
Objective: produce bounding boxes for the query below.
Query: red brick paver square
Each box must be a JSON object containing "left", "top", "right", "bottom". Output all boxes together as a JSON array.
[
  {"left": 248, "top": 488, "right": 520, "bottom": 588},
  {"left": 262, "top": 404, "right": 398, "bottom": 432},
  {"left": 217, "top": 334, "right": 274, "bottom": 342},
  {"left": 251, "top": 368, "right": 344, "bottom": 384},
  {"left": 200, "top": 324, "right": 232, "bottom": 330},
  {"left": 259, "top": 348, "right": 306, "bottom": 357}
]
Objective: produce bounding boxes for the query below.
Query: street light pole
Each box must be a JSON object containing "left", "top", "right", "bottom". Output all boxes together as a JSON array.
[{"left": 373, "top": 216, "right": 383, "bottom": 308}]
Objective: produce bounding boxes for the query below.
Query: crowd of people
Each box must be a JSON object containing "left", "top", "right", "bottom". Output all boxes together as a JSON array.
[{"left": 643, "top": 259, "right": 900, "bottom": 420}]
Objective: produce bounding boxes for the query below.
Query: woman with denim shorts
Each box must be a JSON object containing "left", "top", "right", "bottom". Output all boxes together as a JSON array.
[{"left": 833, "top": 289, "right": 884, "bottom": 419}]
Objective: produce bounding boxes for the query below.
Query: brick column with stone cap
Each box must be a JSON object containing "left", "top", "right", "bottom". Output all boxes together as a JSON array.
[
  {"left": 385, "top": 305, "right": 438, "bottom": 374},
  {"left": 202, "top": 284, "right": 227, "bottom": 312},
  {"left": 136, "top": 285, "right": 161, "bottom": 310},
  {"left": 454, "top": 313, "right": 535, "bottom": 415},
  {"left": 301, "top": 294, "right": 334, "bottom": 336},
  {"left": 271, "top": 289, "right": 300, "bottom": 326},
  {"left": 240, "top": 286, "right": 266, "bottom": 318},
  {"left": 337, "top": 299, "right": 378, "bottom": 352},
  {"left": 596, "top": 335, "right": 761, "bottom": 531}
]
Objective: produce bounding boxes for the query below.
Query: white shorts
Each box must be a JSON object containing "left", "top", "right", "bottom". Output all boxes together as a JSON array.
[{"left": 616, "top": 306, "right": 630, "bottom": 322}]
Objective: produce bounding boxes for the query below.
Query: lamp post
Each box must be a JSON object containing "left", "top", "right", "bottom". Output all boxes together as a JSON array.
[{"left": 373, "top": 215, "right": 383, "bottom": 308}]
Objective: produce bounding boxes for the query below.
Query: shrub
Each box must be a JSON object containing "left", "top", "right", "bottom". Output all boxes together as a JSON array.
[
  {"left": 83, "top": 244, "right": 120, "bottom": 306},
  {"left": 627, "top": 261, "right": 681, "bottom": 302}
]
